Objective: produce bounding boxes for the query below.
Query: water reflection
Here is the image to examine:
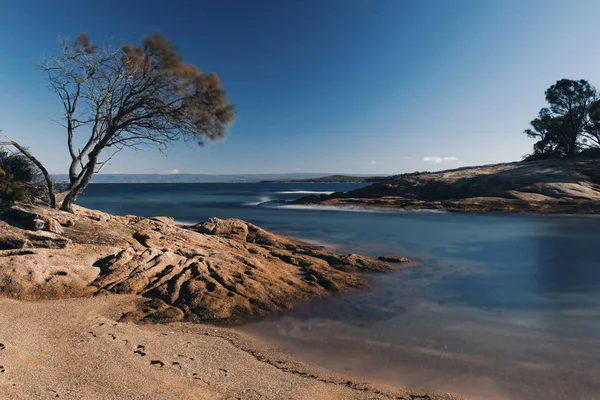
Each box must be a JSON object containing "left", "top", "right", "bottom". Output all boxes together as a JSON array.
[{"left": 239, "top": 218, "right": 600, "bottom": 400}]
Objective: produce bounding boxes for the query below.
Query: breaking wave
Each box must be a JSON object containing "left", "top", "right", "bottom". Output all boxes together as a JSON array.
[
  {"left": 275, "top": 190, "right": 335, "bottom": 195},
  {"left": 243, "top": 195, "right": 273, "bottom": 206}
]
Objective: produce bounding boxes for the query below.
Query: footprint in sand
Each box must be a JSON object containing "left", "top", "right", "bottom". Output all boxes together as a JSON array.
[
  {"left": 134, "top": 345, "right": 147, "bottom": 357},
  {"left": 150, "top": 360, "right": 165, "bottom": 367},
  {"left": 192, "top": 373, "right": 209, "bottom": 385},
  {"left": 0, "top": 344, "right": 5, "bottom": 374}
]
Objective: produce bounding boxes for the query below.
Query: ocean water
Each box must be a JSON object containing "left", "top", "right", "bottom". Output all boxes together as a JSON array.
[{"left": 78, "top": 183, "right": 600, "bottom": 400}]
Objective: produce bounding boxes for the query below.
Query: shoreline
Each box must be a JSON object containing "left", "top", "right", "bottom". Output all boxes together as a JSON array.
[
  {"left": 0, "top": 204, "right": 463, "bottom": 398},
  {"left": 291, "top": 158, "right": 600, "bottom": 215},
  {"left": 0, "top": 295, "right": 462, "bottom": 400},
  {"left": 291, "top": 197, "right": 600, "bottom": 215}
]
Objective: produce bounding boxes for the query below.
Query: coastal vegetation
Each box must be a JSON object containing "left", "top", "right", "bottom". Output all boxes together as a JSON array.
[
  {"left": 524, "top": 79, "right": 600, "bottom": 160},
  {"left": 0, "top": 148, "right": 49, "bottom": 211}
]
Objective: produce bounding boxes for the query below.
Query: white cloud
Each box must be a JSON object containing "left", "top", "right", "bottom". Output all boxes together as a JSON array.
[
  {"left": 370, "top": 160, "right": 377, "bottom": 164},
  {"left": 403, "top": 157, "right": 411, "bottom": 160},
  {"left": 168, "top": 169, "right": 180, "bottom": 174},
  {"left": 423, "top": 156, "right": 459, "bottom": 163}
]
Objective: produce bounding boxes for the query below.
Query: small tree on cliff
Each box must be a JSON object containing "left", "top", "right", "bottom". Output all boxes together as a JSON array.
[
  {"left": 524, "top": 79, "right": 599, "bottom": 158},
  {"left": 41, "top": 33, "right": 234, "bottom": 211}
]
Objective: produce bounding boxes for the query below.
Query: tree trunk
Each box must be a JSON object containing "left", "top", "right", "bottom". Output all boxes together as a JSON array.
[
  {"left": 0, "top": 140, "right": 56, "bottom": 209},
  {"left": 69, "top": 158, "right": 80, "bottom": 187},
  {"left": 568, "top": 135, "right": 577, "bottom": 158},
  {"left": 61, "top": 154, "right": 99, "bottom": 212}
]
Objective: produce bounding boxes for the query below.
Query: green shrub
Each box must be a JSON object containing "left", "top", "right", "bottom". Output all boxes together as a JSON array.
[{"left": 0, "top": 150, "right": 43, "bottom": 210}]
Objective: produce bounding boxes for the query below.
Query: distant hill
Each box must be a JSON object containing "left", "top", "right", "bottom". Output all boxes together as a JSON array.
[
  {"left": 51, "top": 173, "right": 359, "bottom": 184},
  {"left": 294, "top": 159, "right": 600, "bottom": 213},
  {"left": 261, "top": 174, "right": 384, "bottom": 183}
]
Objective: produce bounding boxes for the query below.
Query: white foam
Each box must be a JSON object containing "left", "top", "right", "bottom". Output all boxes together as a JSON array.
[
  {"left": 274, "top": 204, "right": 447, "bottom": 214},
  {"left": 243, "top": 195, "right": 273, "bottom": 206},
  {"left": 275, "top": 204, "right": 389, "bottom": 213},
  {"left": 275, "top": 190, "right": 335, "bottom": 195}
]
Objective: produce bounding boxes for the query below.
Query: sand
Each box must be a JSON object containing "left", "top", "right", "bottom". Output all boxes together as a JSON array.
[{"left": 0, "top": 295, "right": 460, "bottom": 400}]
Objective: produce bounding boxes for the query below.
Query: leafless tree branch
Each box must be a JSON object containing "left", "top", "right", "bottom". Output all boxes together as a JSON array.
[{"left": 39, "top": 33, "right": 234, "bottom": 211}]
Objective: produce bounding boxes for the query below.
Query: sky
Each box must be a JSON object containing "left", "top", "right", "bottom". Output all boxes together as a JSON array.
[{"left": 1, "top": 0, "right": 600, "bottom": 175}]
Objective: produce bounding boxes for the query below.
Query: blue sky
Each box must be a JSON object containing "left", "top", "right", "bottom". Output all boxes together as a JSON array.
[{"left": 1, "top": 0, "right": 600, "bottom": 175}]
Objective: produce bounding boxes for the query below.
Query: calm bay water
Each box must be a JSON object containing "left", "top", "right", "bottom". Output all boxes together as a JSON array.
[{"left": 78, "top": 183, "right": 600, "bottom": 400}]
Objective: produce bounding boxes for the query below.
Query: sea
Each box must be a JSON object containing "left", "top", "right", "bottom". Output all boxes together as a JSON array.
[{"left": 77, "top": 182, "right": 600, "bottom": 400}]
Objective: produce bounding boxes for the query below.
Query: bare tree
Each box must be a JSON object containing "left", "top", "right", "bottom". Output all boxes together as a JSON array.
[
  {"left": 40, "top": 33, "right": 235, "bottom": 211},
  {"left": 0, "top": 130, "right": 56, "bottom": 208}
]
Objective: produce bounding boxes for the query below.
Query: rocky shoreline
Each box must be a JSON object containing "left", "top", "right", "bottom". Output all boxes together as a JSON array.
[
  {"left": 293, "top": 159, "right": 600, "bottom": 214},
  {"left": 293, "top": 196, "right": 600, "bottom": 214},
  {"left": 0, "top": 204, "right": 409, "bottom": 323}
]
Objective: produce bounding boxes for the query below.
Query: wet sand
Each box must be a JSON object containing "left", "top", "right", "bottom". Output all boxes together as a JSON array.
[{"left": 0, "top": 295, "right": 460, "bottom": 400}]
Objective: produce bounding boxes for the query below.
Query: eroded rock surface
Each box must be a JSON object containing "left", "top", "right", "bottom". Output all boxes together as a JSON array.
[
  {"left": 295, "top": 159, "right": 600, "bottom": 213},
  {"left": 0, "top": 204, "right": 402, "bottom": 323}
]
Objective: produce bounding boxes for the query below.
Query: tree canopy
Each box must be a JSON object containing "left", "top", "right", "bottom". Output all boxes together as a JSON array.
[
  {"left": 524, "top": 79, "right": 600, "bottom": 159},
  {"left": 41, "top": 33, "right": 235, "bottom": 211}
]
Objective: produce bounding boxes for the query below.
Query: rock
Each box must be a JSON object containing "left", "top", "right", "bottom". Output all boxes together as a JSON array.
[
  {"left": 132, "top": 231, "right": 153, "bottom": 247},
  {"left": 24, "top": 231, "right": 71, "bottom": 249},
  {"left": 0, "top": 245, "right": 108, "bottom": 299},
  {"left": 3, "top": 206, "right": 65, "bottom": 234},
  {"left": 190, "top": 217, "right": 249, "bottom": 241},
  {"left": 378, "top": 255, "right": 411, "bottom": 263},
  {"left": 32, "top": 218, "right": 46, "bottom": 230},
  {"left": 45, "top": 218, "right": 65, "bottom": 234},
  {"left": 293, "top": 159, "right": 600, "bottom": 214},
  {"left": 0, "top": 229, "right": 30, "bottom": 250},
  {"left": 72, "top": 205, "right": 112, "bottom": 222},
  {"left": 149, "top": 216, "right": 176, "bottom": 225},
  {"left": 0, "top": 205, "right": 411, "bottom": 323},
  {"left": 53, "top": 213, "right": 76, "bottom": 227},
  {"left": 3, "top": 206, "right": 44, "bottom": 230}
]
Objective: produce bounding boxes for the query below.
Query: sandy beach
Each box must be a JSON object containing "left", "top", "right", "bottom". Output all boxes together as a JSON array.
[{"left": 0, "top": 295, "right": 459, "bottom": 400}]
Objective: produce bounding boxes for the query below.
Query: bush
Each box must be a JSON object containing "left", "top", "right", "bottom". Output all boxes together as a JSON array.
[{"left": 0, "top": 150, "right": 47, "bottom": 210}]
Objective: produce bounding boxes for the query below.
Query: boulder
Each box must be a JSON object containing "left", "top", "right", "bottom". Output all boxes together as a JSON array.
[
  {"left": 3, "top": 206, "right": 43, "bottom": 230},
  {"left": 378, "top": 255, "right": 411, "bottom": 263},
  {"left": 2, "top": 206, "right": 64, "bottom": 234},
  {"left": 190, "top": 217, "right": 249, "bottom": 241},
  {"left": 149, "top": 216, "right": 176, "bottom": 225},
  {"left": 45, "top": 218, "right": 65, "bottom": 234},
  {"left": 0, "top": 228, "right": 30, "bottom": 250}
]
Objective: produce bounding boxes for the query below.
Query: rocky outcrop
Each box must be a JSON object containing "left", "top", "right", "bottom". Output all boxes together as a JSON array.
[
  {"left": 295, "top": 159, "right": 600, "bottom": 213},
  {"left": 0, "top": 204, "right": 404, "bottom": 323},
  {"left": 378, "top": 255, "right": 411, "bottom": 263},
  {"left": 3, "top": 206, "right": 68, "bottom": 233}
]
